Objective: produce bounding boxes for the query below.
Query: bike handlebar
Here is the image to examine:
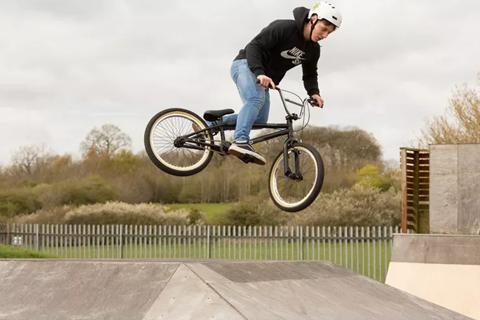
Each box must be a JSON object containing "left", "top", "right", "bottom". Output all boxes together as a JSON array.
[
  {"left": 256, "top": 80, "right": 319, "bottom": 107},
  {"left": 284, "top": 97, "right": 318, "bottom": 107}
]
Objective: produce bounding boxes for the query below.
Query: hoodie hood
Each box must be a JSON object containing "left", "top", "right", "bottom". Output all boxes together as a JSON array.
[
  {"left": 233, "top": 6, "right": 321, "bottom": 96},
  {"left": 293, "top": 7, "right": 310, "bottom": 33}
]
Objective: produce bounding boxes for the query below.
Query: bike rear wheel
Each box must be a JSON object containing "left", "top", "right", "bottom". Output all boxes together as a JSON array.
[
  {"left": 268, "top": 142, "right": 324, "bottom": 212},
  {"left": 144, "top": 108, "right": 213, "bottom": 176}
]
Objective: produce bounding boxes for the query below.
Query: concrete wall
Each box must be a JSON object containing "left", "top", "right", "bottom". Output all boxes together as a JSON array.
[
  {"left": 430, "top": 144, "right": 480, "bottom": 235},
  {"left": 390, "top": 234, "right": 480, "bottom": 265},
  {"left": 387, "top": 263, "right": 480, "bottom": 320},
  {"left": 386, "top": 234, "right": 480, "bottom": 320}
]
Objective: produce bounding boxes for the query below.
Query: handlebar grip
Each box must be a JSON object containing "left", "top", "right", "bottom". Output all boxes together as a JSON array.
[
  {"left": 307, "top": 98, "right": 318, "bottom": 106},
  {"left": 256, "top": 79, "right": 278, "bottom": 90}
]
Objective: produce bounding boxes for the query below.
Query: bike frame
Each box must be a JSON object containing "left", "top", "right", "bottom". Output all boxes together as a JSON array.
[{"left": 175, "top": 88, "right": 309, "bottom": 178}]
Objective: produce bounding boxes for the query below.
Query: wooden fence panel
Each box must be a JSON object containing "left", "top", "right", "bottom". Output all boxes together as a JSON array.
[{"left": 401, "top": 148, "right": 430, "bottom": 233}]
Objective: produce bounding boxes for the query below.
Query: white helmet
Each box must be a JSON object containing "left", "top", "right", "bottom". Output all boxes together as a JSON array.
[{"left": 309, "top": 1, "right": 342, "bottom": 29}]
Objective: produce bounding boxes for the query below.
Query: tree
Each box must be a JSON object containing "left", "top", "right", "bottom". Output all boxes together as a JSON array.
[
  {"left": 300, "top": 126, "right": 382, "bottom": 168},
  {"left": 11, "top": 145, "right": 49, "bottom": 175},
  {"left": 81, "top": 124, "right": 132, "bottom": 159},
  {"left": 291, "top": 126, "right": 382, "bottom": 191},
  {"left": 421, "top": 76, "right": 480, "bottom": 144},
  {"left": 355, "top": 164, "right": 393, "bottom": 191}
]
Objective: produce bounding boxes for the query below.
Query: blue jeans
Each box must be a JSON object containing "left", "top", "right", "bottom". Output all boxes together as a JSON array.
[{"left": 221, "top": 59, "right": 270, "bottom": 144}]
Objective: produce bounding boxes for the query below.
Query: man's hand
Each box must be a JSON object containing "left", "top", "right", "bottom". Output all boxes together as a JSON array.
[
  {"left": 310, "top": 94, "right": 324, "bottom": 108},
  {"left": 257, "top": 75, "right": 276, "bottom": 89}
]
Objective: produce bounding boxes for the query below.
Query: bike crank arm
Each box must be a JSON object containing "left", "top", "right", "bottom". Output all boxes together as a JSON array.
[{"left": 175, "top": 139, "right": 227, "bottom": 154}]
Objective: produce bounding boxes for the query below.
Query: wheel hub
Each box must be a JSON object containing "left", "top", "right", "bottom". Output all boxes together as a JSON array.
[{"left": 173, "top": 137, "right": 185, "bottom": 147}]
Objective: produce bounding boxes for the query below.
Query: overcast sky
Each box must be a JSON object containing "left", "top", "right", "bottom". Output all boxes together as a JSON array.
[{"left": 1, "top": 0, "right": 480, "bottom": 166}]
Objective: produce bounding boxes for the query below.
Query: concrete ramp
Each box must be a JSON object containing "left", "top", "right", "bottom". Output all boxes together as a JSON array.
[
  {"left": 386, "top": 234, "right": 480, "bottom": 319},
  {"left": 0, "top": 260, "right": 470, "bottom": 320}
]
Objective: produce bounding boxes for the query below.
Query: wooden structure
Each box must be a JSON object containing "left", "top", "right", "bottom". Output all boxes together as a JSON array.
[{"left": 400, "top": 148, "right": 430, "bottom": 233}]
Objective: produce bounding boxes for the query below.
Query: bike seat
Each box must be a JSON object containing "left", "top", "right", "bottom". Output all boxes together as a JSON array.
[{"left": 203, "top": 109, "right": 235, "bottom": 121}]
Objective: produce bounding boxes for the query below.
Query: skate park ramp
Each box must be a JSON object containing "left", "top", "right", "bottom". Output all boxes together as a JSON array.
[
  {"left": 0, "top": 260, "right": 470, "bottom": 320},
  {"left": 386, "top": 234, "right": 480, "bottom": 319}
]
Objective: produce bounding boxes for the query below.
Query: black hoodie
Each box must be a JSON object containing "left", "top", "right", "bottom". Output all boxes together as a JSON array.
[{"left": 234, "top": 7, "right": 320, "bottom": 96}]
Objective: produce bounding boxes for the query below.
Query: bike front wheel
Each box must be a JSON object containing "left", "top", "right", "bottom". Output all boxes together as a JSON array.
[
  {"left": 268, "top": 143, "right": 324, "bottom": 212},
  {"left": 144, "top": 108, "right": 213, "bottom": 176}
]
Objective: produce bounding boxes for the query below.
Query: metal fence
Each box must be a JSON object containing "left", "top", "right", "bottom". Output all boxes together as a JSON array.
[{"left": 0, "top": 224, "right": 401, "bottom": 282}]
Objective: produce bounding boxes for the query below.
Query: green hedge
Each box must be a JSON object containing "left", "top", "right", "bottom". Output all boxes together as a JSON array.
[
  {"left": 0, "top": 176, "right": 116, "bottom": 218},
  {"left": 0, "top": 189, "right": 42, "bottom": 218}
]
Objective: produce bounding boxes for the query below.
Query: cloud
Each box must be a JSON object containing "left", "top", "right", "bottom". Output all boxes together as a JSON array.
[{"left": 1, "top": 0, "right": 480, "bottom": 165}]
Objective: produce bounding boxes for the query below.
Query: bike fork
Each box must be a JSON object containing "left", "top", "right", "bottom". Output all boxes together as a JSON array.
[{"left": 282, "top": 140, "right": 303, "bottom": 180}]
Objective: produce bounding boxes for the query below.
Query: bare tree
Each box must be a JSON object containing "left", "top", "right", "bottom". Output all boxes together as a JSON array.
[
  {"left": 420, "top": 75, "right": 480, "bottom": 145},
  {"left": 81, "top": 124, "right": 132, "bottom": 158},
  {"left": 11, "top": 144, "right": 49, "bottom": 175}
]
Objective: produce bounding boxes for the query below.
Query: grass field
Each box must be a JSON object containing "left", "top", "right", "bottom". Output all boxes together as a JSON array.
[
  {"left": 35, "top": 239, "right": 392, "bottom": 282},
  {"left": 2, "top": 232, "right": 391, "bottom": 282},
  {"left": 0, "top": 244, "right": 55, "bottom": 259}
]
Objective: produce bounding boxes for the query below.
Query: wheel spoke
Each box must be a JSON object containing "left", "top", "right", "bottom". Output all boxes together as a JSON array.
[
  {"left": 146, "top": 110, "right": 212, "bottom": 174},
  {"left": 269, "top": 144, "right": 323, "bottom": 211}
]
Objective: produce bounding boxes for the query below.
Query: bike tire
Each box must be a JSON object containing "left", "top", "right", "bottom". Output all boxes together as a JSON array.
[
  {"left": 144, "top": 108, "right": 213, "bottom": 176},
  {"left": 268, "top": 142, "right": 324, "bottom": 212}
]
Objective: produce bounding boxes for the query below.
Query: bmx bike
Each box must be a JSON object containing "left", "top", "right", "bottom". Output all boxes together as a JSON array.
[{"left": 144, "top": 87, "right": 325, "bottom": 212}]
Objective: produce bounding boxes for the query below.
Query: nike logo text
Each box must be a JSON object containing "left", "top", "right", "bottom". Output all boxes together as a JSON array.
[{"left": 280, "top": 47, "right": 305, "bottom": 65}]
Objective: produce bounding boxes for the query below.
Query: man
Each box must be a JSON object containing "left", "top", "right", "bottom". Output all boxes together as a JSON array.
[{"left": 223, "top": 2, "right": 342, "bottom": 165}]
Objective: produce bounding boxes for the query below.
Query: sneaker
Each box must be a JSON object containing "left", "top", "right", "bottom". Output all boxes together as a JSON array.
[{"left": 228, "top": 142, "right": 266, "bottom": 165}]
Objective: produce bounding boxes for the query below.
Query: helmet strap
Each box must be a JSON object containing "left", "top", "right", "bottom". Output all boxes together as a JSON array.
[{"left": 309, "top": 18, "right": 319, "bottom": 42}]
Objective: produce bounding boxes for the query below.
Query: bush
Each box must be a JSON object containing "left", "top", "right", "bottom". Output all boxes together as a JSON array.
[
  {"left": 187, "top": 209, "right": 203, "bottom": 225},
  {"left": 0, "top": 176, "right": 115, "bottom": 219},
  {"left": 35, "top": 176, "right": 116, "bottom": 208},
  {"left": 355, "top": 164, "right": 394, "bottom": 191},
  {"left": 291, "top": 185, "right": 401, "bottom": 226},
  {"left": 0, "top": 189, "right": 42, "bottom": 218},
  {"left": 218, "top": 197, "right": 288, "bottom": 226},
  {"left": 64, "top": 202, "right": 192, "bottom": 225},
  {"left": 13, "top": 206, "right": 72, "bottom": 224},
  {"left": 12, "top": 202, "right": 197, "bottom": 225}
]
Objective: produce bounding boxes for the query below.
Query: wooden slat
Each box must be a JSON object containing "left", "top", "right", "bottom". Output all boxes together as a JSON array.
[
  {"left": 400, "top": 149, "right": 409, "bottom": 232},
  {"left": 406, "top": 176, "right": 429, "bottom": 183},
  {"left": 400, "top": 147, "right": 430, "bottom": 233}
]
